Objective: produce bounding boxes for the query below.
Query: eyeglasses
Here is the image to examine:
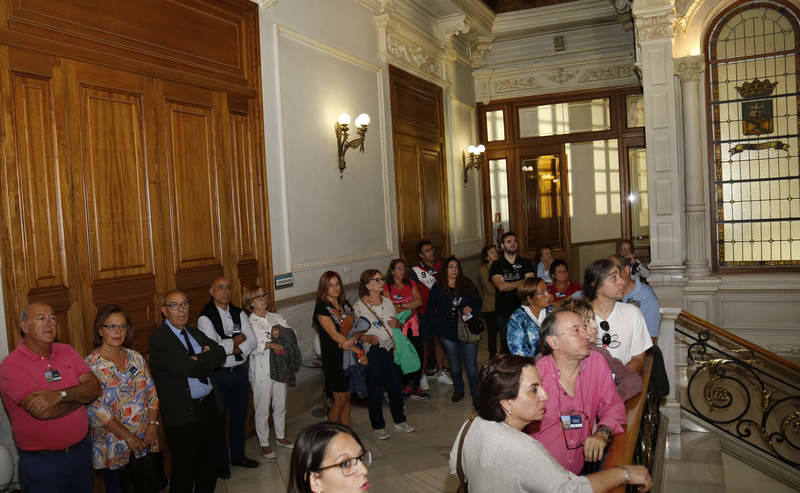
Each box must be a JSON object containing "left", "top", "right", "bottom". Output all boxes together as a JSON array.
[
  {"left": 561, "top": 410, "right": 591, "bottom": 450},
  {"left": 599, "top": 321, "right": 621, "bottom": 348},
  {"left": 163, "top": 301, "right": 190, "bottom": 311},
  {"left": 317, "top": 450, "right": 372, "bottom": 476},
  {"left": 252, "top": 293, "right": 268, "bottom": 301},
  {"left": 369, "top": 277, "right": 385, "bottom": 283},
  {"left": 103, "top": 324, "right": 130, "bottom": 332}
]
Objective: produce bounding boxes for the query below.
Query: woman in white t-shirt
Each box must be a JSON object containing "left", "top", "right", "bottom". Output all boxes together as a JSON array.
[
  {"left": 353, "top": 269, "right": 415, "bottom": 441},
  {"left": 583, "top": 259, "right": 652, "bottom": 372}
]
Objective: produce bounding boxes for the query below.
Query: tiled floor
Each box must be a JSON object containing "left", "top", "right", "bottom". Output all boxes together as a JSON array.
[{"left": 217, "top": 376, "right": 471, "bottom": 492}]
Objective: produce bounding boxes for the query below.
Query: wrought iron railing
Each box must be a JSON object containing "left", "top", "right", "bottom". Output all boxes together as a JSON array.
[
  {"left": 676, "top": 311, "right": 800, "bottom": 469},
  {"left": 603, "top": 352, "right": 662, "bottom": 493}
]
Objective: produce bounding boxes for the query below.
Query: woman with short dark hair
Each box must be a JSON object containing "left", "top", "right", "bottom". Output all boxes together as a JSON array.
[
  {"left": 506, "top": 277, "right": 551, "bottom": 358},
  {"left": 287, "top": 422, "right": 370, "bottom": 493},
  {"left": 450, "top": 355, "right": 653, "bottom": 493},
  {"left": 548, "top": 259, "right": 583, "bottom": 302},
  {"left": 86, "top": 305, "right": 161, "bottom": 493}
]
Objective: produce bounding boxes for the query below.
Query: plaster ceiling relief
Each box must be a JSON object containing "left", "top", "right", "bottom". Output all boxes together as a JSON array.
[
  {"left": 251, "top": 0, "right": 277, "bottom": 7},
  {"left": 480, "top": 0, "right": 583, "bottom": 14},
  {"left": 494, "top": 76, "right": 542, "bottom": 93},
  {"left": 435, "top": 13, "right": 470, "bottom": 44},
  {"left": 469, "top": 35, "right": 494, "bottom": 67},
  {"left": 579, "top": 63, "right": 633, "bottom": 82},
  {"left": 545, "top": 67, "right": 577, "bottom": 84}
]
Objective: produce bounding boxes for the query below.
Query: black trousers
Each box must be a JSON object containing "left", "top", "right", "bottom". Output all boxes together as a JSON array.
[
  {"left": 365, "top": 346, "right": 406, "bottom": 429},
  {"left": 482, "top": 311, "right": 498, "bottom": 358},
  {"left": 213, "top": 364, "right": 250, "bottom": 467},
  {"left": 165, "top": 396, "right": 223, "bottom": 493}
]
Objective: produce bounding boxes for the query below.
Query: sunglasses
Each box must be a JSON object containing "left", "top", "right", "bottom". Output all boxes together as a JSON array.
[{"left": 599, "top": 321, "right": 621, "bottom": 349}]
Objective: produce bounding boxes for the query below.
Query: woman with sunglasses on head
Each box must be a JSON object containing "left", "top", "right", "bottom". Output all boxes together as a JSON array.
[
  {"left": 85, "top": 305, "right": 161, "bottom": 493},
  {"left": 583, "top": 259, "right": 652, "bottom": 373},
  {"left": 243, "top": 285, "right": 302, "bottom": 461},
  {"left": 287, "top": 422, "right": 371, "bottom": 493},
  {"left": 450, "top": 354, "right": 652, "bottom": 493},
  {"left": 353, "top": 269, "right": 415, "bottom": 440},
  {"left": 427, "top": 256, "right": 482, "bottom": 407}
]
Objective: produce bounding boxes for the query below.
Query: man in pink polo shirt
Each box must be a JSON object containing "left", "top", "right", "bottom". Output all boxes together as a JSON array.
[
  {"left": 0, "top": 301, "right": 101, "bottom": 493},
  {"left": 525, "top": 310, "right": 626, "bottom": 475}
]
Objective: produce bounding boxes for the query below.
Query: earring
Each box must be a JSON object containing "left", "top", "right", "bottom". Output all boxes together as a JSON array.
[{"left": 504, "top": 407, "right": 511, "bottom": 416}]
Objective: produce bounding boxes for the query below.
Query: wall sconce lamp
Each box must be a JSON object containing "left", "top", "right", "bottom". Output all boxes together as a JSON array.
[
  {"left": 462, "top": 144, "right": 485, "bottom": 183},
  {"left": 335, "top": 112, "right": 370, "bottom": 177}
]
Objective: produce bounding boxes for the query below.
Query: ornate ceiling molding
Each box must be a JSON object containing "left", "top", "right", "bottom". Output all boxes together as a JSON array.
[
  {"left": 435, "top": 14, "right": 470, "bottom": 45},
  {"left": 251, "top": 0, "right": 278, "bottom": 8},
  {"left": 376, "top": 13, "right": 449, "bottom": 86},
  {"left": 474, "top": 55, "right": 637, "bottom": 104},
  {"left": 469, "top": 35, "right": 493, "bottom": 68},
  {"left": 674, "top": 55, "right": 705, "bottom": 82}
]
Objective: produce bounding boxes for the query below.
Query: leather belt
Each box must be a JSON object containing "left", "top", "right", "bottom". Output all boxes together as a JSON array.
[
  {"left": 21, "top": 436, "right": 86, "bottom": 455},
  {"left": 214, "top": 362, "right": 247, "bottom": 374}
]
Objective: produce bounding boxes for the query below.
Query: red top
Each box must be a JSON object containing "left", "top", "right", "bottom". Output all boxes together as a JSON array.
[
  {"left": 383, "top": 279, "right": 417, "bottom": 305},
  {"left": 0, "top": 341, "right": 91, "bottom": 450},
  {"left": 548, "top": 281, "right": 583, "bottom": 302}
]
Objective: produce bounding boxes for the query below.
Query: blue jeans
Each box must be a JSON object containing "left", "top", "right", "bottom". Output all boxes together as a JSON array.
[
  {"left": 440, "top": 337, "right": 479, "bottom": 396},
  {"left": 19, "top": 435, "right": 93, "bottom": 493}
]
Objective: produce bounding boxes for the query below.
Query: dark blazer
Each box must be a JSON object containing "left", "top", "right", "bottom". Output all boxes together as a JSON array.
[{"left": 149, "top": 321, "right": 226, "bottom": 428}]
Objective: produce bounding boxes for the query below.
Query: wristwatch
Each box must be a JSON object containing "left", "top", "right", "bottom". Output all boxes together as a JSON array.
[
  {"left": 59, "top": 390, "right": 67, "bottom": 400},
  {"left": 617, "top": 465, "right": 631, "bottom": 483},
  {"left": 148, "top": 420, "right": 160, "bottom": 426},
  {"left": 598, "top": 426, "right": 614, "bottom": 442}
]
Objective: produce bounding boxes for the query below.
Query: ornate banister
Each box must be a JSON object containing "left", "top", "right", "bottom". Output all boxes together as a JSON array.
[{"left": 675, "top": 310, "right": 800, "bottom": 469}]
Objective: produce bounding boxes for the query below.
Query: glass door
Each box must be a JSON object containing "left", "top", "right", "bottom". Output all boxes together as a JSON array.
[{"left": 518, "top": 148, "right": 567, "bottom": 256}]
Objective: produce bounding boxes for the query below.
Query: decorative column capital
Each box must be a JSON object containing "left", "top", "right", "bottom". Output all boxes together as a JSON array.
[
  {"left": 469, "top": 35, "right": 493, "bottom": 68},
  {"left": 435, "top": 14, "right": 469, "bottom": 46},
  {"left": 634, "top": 8, "right": 676, "bottom": 41},
  {"left": 674, "top": 55, "right": 705, "bottom": 82}
]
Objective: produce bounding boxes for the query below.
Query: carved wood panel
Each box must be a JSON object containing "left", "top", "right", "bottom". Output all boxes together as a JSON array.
[{"left": 230, "top": 111, "right": 258, "bottom": 262}]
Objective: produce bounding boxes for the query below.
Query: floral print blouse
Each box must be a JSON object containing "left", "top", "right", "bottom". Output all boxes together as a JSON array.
[{"left": 86, "top": 348, "right": 160, "bottom": 470}]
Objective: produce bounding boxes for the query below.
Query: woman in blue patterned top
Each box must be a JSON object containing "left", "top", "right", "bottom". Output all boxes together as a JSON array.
[{"left": 506, "top": 277, "right": 552, "bottom": 358}]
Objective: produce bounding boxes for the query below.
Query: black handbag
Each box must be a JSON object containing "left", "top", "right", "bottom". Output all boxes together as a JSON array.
[
  {"left": 466, "top": 314, "right": 484, "bottom": 335},
  {"left": 118, "top": 450, "right": 168, "bottom": 493}
]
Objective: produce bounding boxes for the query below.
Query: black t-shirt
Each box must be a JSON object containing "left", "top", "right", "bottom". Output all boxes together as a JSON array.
[{"left": 489, "top": 255, "right": 534, "bottom": 317}]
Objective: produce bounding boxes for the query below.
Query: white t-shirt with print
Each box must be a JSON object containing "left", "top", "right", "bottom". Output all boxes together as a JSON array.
[{"left": 594, "top": 302, "right": 652, "bottom": 365}]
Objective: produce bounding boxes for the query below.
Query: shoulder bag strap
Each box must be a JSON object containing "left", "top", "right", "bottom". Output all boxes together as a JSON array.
[
  {"left": 456, "top": 416, "right": 476, "bottom": 492},
  {"left": 362, "top": 302, "right": 395, "bottom": 344}
]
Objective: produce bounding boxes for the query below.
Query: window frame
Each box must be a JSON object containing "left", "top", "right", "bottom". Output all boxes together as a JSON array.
[{"left": 704, "top": 0, "right": 800, "bottom": 272}]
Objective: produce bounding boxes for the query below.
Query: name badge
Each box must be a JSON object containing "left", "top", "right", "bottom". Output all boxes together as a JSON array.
[
  {"left": 373, "top": 319, "right": 384, "bottom": 328},
  {"left": 560, "top": 414, "right": 583, "bottom": 430},
  {"left": 44, "top": 369, "right": 62, "bottom": 383},
  {"left": 128, "top": 366, "right": 140, "bottom": 378},
  {"left": 232, "top": 324, "right": 242, "bottom": 334}
]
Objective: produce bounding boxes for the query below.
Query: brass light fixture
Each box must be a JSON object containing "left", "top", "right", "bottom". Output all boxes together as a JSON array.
[
  {"left": 462, "top": 144, "right": 485, "bottom": 183},
  {"left": 335, "top": 112, "right": 370, "bottom": 177}
]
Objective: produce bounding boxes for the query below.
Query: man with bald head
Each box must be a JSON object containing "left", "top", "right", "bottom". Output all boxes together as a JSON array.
[
  {"left": 0, "top": 302, "right": 101, "bottom": 492},
  {"left": 149, "top": 289, "right": 226, "bottom": 493},
  {"left": 197, "top": 276, "right": 258, "bottom": 475}
]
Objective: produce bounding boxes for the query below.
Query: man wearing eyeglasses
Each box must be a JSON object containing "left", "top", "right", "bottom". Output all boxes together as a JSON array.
[
  {"left": 610, "top": 255, "right": 661, "bottom": 339},
  {"left": 149, "top": 289, "right": 226, "bottom": 493},
  {"left": 527, "top": 310, "right": 626, "bottom": 475},
  {"left": 0, "top": 302, "right": 102, "bottom": 493},
  {"left": 197, "top": 276, "right": 259, "bottom": 476}
]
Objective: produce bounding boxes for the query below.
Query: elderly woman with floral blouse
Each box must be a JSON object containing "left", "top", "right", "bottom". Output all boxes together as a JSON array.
[{"left": 86, "top": 305, "right": 160, "bottom": 493}]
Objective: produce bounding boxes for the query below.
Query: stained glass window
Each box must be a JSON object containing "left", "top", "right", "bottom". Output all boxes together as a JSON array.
[{"left": 708, "top": 2, "right": 800, "bottom": 267}]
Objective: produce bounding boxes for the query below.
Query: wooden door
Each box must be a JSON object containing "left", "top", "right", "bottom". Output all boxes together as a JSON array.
[{"left": 389, "top": 66, "right": 449, "bottom": 263}]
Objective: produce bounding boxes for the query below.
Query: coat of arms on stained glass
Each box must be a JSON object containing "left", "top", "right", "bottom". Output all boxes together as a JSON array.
[{"left": 736, "top": 78, "right": 778, "bottom": 135}]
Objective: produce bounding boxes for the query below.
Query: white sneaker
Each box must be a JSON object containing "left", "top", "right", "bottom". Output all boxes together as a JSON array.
[
  {"left": 420, "top": 374, "right": 430, "bottom": 391},
  {"left": 437, "top": 369, "right": 454, "bottom": 385},
  {"left": 393, "top": 422, "right": 415, "bottom": 433},
  {"left": 373, "top": 428, "right": 391, "bottom": 440}
]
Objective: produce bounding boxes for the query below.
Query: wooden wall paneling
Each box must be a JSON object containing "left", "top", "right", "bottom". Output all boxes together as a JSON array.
[
  {"left": 63, "top": 60, "right": 162, "bottom": 354},
  {"left": 420, "top": 141, "right": 448, "bottom": 256},
  {"left": 158, "top": 81, "right": 229, "bottom": 319},
  {"left": 0, "top": 47, "right": 82, "bottom": 350},
  {"left": 0, "top": 0, "right": 261, "bottom": 92}
]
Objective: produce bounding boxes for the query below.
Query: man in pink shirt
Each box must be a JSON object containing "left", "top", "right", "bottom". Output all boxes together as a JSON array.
[
  {"left": 525, "top": 310, "right": 626, "bottom": 475},
  {"left": 0, "top": 302, "right": 101, "bottom": 493}
]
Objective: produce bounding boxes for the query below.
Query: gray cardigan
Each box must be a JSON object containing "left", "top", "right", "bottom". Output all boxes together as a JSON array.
[{"left": 449, "top": 417, "right": 592, "bottom": 493}]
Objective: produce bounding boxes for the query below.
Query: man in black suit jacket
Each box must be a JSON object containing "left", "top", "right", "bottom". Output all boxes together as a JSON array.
[{"left": 150, "top": 289, "right": 226, "bottom": 493}]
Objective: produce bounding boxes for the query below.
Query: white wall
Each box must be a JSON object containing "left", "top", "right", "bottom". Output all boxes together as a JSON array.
[{"left": 259, "top": 0, "right": 398, "bottom": 299}]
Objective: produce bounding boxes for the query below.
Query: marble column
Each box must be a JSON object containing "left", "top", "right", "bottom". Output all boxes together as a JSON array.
[
  {"left": 633, "top": 1, "right": 686, "bottom": 284},
  {"left": 658, "top": 307, "right": 683, "bottom": 435},
  {"left": 675, "top": 56, "right": 711, "bottom": 277}
]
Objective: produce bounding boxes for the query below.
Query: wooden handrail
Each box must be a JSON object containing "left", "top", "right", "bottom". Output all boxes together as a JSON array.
[
  {"left": 602, "top": 352, "right": 654, "bottom": 493},
  {"left": 678, "top": 310, "right": 800, "bottom": 374}
]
